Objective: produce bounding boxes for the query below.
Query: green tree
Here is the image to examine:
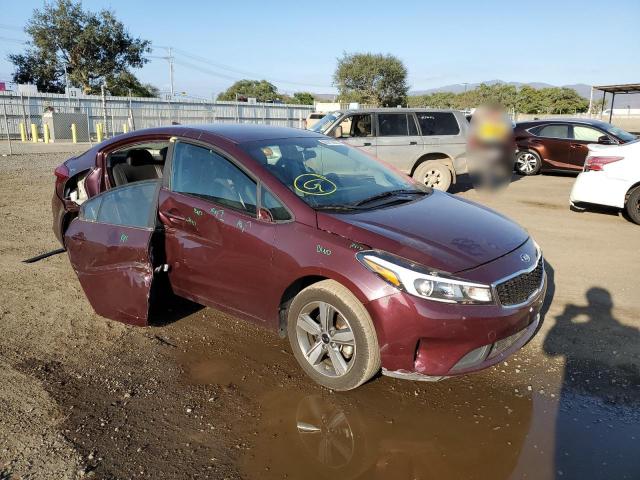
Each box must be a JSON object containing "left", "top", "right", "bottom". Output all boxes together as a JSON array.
[
  {"left": 407, "top": 92, "right": 456, "bottom": 108},
  {"left": 407, "top": 83, "right": 589, "bottom": 115},
  {"left": 9, "top": 0, "right": 153, "bottom": 96},
  {"left": 334, "top": 53, "right": 408, "bottom": 106},
  {"left": 107, "top": 71, "right": 159, "bottom": 98},
  {"left": 516, "top": 85, "right": 543, "bottom": 114},
  {"left": 217, "top": 79, "right": 281, "bottom": 102},
  {"left": 291, "top": 92, "right": 315, "bottom": 105},
  {"left": 545, "top": 87, "right": 589, "bottom": 114}
]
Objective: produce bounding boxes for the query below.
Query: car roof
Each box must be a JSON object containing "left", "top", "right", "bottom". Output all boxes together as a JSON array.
[
  {"left": 516, "top": 118, "right": 612, "bottom": 129},
  {"left": 193, "top": 124, "right": 326, "bottom": 143},
  {"left": 334, "top": 108, "right": 461, "bottom": 114},
  {"left": 124, "top": 124, "right": 326, "bottom": 144}
]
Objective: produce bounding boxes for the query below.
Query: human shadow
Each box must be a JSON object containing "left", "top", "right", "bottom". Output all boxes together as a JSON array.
[
  {"left": 543, "top": 287, "right": 640, "bottom": 479},
  {"left": 450, "top": 172, "right": 523, "bottom": 194}
]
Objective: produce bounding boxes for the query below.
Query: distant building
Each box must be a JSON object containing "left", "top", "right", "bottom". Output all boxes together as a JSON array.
[{"left": 17, "top": 84, "right": 38, "bottom": 95}]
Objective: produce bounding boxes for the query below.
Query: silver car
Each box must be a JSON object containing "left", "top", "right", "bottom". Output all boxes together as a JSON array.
[{"left": 309, "top": 109, "right": 469, "bottom": 191}]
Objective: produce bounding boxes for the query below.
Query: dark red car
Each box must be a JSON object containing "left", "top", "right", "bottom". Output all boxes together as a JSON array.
[
  {"left": 53, "top": 125, "right": 547, "bottom": 390},
  {"left": 513, "top": 119, "right": 636, "bottom": 175}
]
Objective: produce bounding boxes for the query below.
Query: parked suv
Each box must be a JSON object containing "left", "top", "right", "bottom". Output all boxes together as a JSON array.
[{"left": 309, "top": 109, "right": 469, "bottom": 191}]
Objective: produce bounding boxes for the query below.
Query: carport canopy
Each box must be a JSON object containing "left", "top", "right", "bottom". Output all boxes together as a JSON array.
[{"left": 591, "top": 83, "right": 640, "bottom": 123}]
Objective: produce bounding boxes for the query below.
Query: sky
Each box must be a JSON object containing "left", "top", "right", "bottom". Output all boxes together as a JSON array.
[{"left": 1, "top": 0, "right": 639, "bottom": 98}]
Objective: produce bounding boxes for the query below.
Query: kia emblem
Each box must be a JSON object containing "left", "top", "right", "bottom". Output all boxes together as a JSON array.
[{"left": 520, "top": 253, "right": 531, "bottom": 263}]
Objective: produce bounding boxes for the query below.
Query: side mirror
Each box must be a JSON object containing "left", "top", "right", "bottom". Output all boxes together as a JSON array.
[
  {"left": 332, "top": 126, "right": 343, "bottom": 138},
  {"left": 597, "top": 135, "right": 614, "bottom": 145},
  {"left": 258, "top": 208, "right": 274, "bottom": 223}
]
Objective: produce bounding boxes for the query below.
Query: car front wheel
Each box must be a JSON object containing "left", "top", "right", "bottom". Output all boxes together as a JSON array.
[
  {"left": 413, "top": 161, "right": 452, "bottom": 191},
  {"left": 515, "top": 150, "right": 542, "bottom": 175},
  {"left": 625, "top": 186, "right": 640, "bottom": 225},
  {"left": 287, "top": 280, "right": 380, "bottom": 391}
]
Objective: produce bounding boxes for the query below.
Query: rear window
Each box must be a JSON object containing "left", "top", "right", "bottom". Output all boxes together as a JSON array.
[
  {"left": 378, "top": 113, "right": 418, "bottom": 136},
  {"left": 80, "top": 181, "right": 158, "bottom": 229},
  {"left": 416, "top": 112, "right": 460, "bottom": 136},
  {"left": 533, "top": 124, "right": 570, "bottom": 139}
]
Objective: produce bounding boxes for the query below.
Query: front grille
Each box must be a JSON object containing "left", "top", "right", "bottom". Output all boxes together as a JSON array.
[{"left": 496, "top": 258, "right": 544, "bottom": 306}]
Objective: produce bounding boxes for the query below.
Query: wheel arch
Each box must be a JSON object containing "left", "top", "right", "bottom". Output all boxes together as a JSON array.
[
  {"left": 277, "top": 270, "right": 374, "bottom": 338},
  {"left": 517, "top": 146, "right": 545, "bottom": 166},
  {"left": 278, "top": 275, "right": 328, "bottom": 338},
  {"left": 410, "top": 153, "right": 456, "bottom": 183},
  {"left": 625, "top": 181, "right": 640, "bottom": 203}
]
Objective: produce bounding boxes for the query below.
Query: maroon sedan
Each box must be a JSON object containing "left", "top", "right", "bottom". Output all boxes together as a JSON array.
[
  {"left": 514, "top": 119, "right": 636, "bottom": 175},
  {"left": 53, "top": 125, "right": 546, "bottom": 390}
]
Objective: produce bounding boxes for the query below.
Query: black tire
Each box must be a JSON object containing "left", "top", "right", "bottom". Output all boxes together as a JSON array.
[
  {"left": 412, "top": 161, "right": 452, "bottom": 191},
  {"left": 287, "top": 280, "right": 380, "bottom": 391},
  {"left": 625, "top": 186, "right": 640, "bottom": 225},
  {"left": 514, "top": 150, "right": 542, "bottom": 175}
]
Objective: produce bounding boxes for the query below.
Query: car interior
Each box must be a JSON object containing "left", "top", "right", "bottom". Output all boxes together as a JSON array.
[{"left": 107, "top": 142, "right": 170, "bottom": 187}]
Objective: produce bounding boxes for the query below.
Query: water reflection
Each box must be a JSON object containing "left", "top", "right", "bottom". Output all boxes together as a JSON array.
[{"left": 243, "top": 384, "right": 533, "bottom": 479}]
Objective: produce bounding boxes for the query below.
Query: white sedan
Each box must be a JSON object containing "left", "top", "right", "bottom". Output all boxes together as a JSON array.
[{"left": 570, "top": 139, "right": 640, "bottom": 224}]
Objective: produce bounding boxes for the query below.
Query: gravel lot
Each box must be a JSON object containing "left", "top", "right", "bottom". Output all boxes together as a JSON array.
[{"left": 1, "top": 150, "right": 638, "bottom": 479}]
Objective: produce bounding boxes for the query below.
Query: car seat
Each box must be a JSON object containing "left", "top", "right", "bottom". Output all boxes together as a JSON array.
[{"left": 112, "top": 149, "right": 162, "bottom": 186}]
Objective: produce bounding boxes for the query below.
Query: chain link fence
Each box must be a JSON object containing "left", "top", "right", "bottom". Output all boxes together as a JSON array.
[{"left": 0, "top": 91, "right": 315, "bottom": 156}]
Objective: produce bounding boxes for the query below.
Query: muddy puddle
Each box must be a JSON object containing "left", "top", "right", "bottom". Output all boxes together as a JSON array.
[{"left": 177, "top": 339, "right": 640, "bottom": 480}]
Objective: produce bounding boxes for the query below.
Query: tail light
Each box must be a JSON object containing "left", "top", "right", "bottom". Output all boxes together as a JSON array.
[
  {"left": 584, "top": 156, "right": 623, "bottom": 172},
  {"left": 54, "top": 164, "right": 70, "bottom": 185}
]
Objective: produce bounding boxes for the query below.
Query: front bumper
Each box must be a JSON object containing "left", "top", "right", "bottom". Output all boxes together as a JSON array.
[{"left": 367, "top": 247, "right": 547, "bottom": 379}]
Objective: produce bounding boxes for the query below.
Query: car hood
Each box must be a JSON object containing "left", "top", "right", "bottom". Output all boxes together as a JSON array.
[{"left": 317, "top": 191, "right": 529, "bottom": 273}]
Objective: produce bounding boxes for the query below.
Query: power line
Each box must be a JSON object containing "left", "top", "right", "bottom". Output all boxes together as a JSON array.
[
  {"left": 151, "top": 46, "right": 332, "bottom": 90},
  {"left": 0, "top": 36, "right": 26, "bottom": 44},
  {"left": 0, "top": 24, "right": 23, "bottom": 31}
]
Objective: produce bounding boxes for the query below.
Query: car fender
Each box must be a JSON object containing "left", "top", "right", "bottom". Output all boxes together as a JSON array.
[{"left": 411, "top": 153, "right": 458, "bottom": 181}]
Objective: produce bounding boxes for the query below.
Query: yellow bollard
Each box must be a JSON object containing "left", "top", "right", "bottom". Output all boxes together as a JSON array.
[
  {"left": 96, "top": 123, "right": 103, "bottom": 142},
  {"left": 71, "top": 123, "right": 77, "bottom": 144},
  {"left": 44, "top": 124, "right": 50, "bottom": 144},
  {"left": 31, "top": 123, "right": 38, "bottom": 143},
  {"left": 19, "top": 123, "right": 27, "bottom": 142},
  {"left": 122, "top": 123, "right": 128, "bottom": 134}
]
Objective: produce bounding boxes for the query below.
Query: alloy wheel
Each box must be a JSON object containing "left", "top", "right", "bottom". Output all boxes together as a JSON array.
[
  {"left": 516, "top": 152, "right": 538, "bottom": 174},
  {"left": 296, "top": 301, "right": 356, "bottom": 378}
]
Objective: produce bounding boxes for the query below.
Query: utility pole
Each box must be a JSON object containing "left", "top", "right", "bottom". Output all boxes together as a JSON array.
[
  {"left": 168, "top": 47, "right": 175, "bottom": 98},
  {"left": 64, "top": 63, "right": 71, "bottom": 109},
  {"left": 101, "top": 82, "right": 109, "bottom": 138},
  {"left": 128, "top": 88, "right": 135, "bottom": 131}
]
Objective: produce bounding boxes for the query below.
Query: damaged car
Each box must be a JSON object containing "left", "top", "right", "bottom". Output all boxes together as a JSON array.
[{"left": 53, "top": 125, "right": 547, "bottom": 391}]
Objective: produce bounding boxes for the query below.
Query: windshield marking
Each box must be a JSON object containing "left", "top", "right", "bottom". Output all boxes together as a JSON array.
[{"left": 294, "top": 174, "right": 338, "bottom": 196}]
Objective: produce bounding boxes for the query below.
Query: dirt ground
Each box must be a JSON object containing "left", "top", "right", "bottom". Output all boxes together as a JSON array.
[{"left": 0, "top": 151, "right": 638, "bottom": 480}]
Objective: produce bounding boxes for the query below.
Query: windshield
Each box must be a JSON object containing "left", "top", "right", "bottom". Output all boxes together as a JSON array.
[
  {"left": 605, "top": 125, "right": 637, "bottom": 143},
  {"left": 241, "top": 137, "right": 424, "bottom": 209},
  {"left": 309, "top": 112, "right": 341, "bottom": 133}
]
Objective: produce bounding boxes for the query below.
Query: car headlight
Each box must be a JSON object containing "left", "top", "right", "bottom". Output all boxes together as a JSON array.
[{"left": 356, "top": 251, "right": 493, "bottom": 304}]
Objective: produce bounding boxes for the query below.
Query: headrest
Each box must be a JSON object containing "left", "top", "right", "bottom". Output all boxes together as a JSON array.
[
  {"left": 126, "top": 149, "right": 154, "bottom": 166},
  {"left": 158, "top": 147, "right": 168, "bottom": 161}
]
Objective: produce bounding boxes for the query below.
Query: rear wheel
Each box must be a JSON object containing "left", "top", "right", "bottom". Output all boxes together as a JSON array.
[
  {"left": 287, "top": 280, "right": 380, "bottom": 391},
  {"left": 413, "top": 161, "right": 452, "bottom": 191},
  {"left": 625, "top": 186, "right": 640, "bottom": 225},
  {"left": 515, "top": 150, "right": 542, "bottom": 175}
]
